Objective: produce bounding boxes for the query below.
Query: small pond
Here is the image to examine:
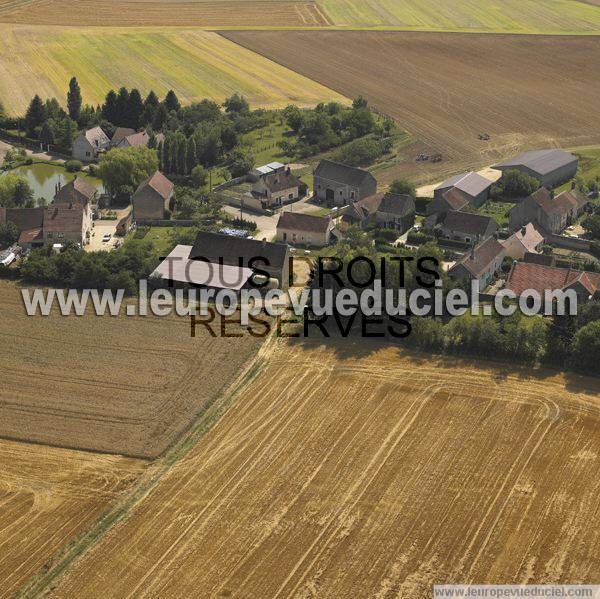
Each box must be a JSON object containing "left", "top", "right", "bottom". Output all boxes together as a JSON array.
[{"left": 7, "top": 163, "right": 104, "bottom": 204}]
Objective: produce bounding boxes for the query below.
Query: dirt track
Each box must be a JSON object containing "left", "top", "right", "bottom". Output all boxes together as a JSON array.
[
  {"left": 0, "top": 281, "right": 262, "bottom": 458},
  {"left": 0, "top": 439, "right": 143, "bottom": 598},
  {"left": 48, "top": 338, "right": 600, "bottom": 597},
  {"left": 223, "top": 30, "right": 600, "bottom": 183}
]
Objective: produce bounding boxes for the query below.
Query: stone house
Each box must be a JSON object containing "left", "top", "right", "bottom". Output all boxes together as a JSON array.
[
  {"left": 449, "top": 237, "right": 506, "bottom": 291},
  {"left": 72, "top": 126, "right": 110, "bottom": 162},
  {"left": 439, "top": 211, "right": 497, "bottom": 244},
  {"left": 508, "top": 188, "right": 589, "bottom": 234},
  {"left": 251, "top": 167, "right": 304, "bottom": 209},
  {"left": 501, "top": 223, "right": 545, "bottom": 260},
  {"left": 314, "top": 159, "right": 377, "bottom": 207},
  {"left": 276, "top": 212, "right": 331, "bottom": 247},
  {"left": 132, "top": 171, "right": 174, "bottom": 220}
]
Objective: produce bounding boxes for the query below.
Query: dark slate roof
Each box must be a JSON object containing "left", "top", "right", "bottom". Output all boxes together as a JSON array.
[
  {"left": 55, "top": 177, "right": 96, "bottom": 204},
  {"left": 43, "top": 204, "right": 83, "bottom": 233},
  {"left": 314, "top": 159, "right": 375, "bottom": 188},
  {"left": 277, "top": 211, "right": 330, "bottom": 234},
  {"left": 443, "top": 211, "right": 496, "bottom": 236},
  {"left": 494, "top": 149, "right": 577, "bottom": 176},
  {"left": 377, "top": 192, "right": 415, "bottom": 217},
  {"left": 452, "top": 237, "right": 505, "bottom": 278},
  {"left": 6, "top": 207, "right": 44, "bottom": 231},
  {"left": 189, "top": 231, "right": 288, "bottom": 271}
]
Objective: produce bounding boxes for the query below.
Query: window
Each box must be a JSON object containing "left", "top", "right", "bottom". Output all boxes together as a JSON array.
[
  {"left": 288, "top": 193, "right": 293, "bottom": 200},
  {"left": 351, "top": 191, "right": 355, "bottom": 199},
  {"left": 86, "top": 151, "right": 91, "bottom": 157}
]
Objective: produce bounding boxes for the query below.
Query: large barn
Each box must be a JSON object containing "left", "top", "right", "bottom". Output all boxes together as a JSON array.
[{"left": 493, "top": 149, "right": 578, "bottom": 188}]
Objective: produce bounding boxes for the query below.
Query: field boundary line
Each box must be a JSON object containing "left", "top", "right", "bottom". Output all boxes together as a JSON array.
[{"left": 19, "top": 332, "right": 277, "bottom": 599}]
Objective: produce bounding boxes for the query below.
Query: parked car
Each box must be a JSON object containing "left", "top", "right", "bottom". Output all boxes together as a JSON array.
[{"left": 102, "top": 234, "right": 112, "bottom": 242}]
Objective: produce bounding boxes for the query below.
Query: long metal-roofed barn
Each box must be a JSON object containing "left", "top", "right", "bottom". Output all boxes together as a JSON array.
[
  {"left": 152, "top": 231, "right": 290, "bottom": 291},
  {"left": 493, "top": 149, "right": 578, "bottom": 188}
]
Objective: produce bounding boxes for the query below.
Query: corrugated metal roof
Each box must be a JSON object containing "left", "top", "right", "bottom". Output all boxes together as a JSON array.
[
  {"left": 151, "top": 245, "right": 253, "bottom": 289},
  {"left": 436, "top": 171, "right": 493, "bottom": 197},
  {"left": 494, "top": 149, "right": 577, "bottom": 176}
]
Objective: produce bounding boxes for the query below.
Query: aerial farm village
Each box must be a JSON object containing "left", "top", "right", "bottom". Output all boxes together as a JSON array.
[{"left": 1, "top": 1, "right": 600, "bottom": 597}]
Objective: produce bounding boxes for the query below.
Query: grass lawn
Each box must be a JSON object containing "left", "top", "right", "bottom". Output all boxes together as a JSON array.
[
  {"left": 318, "top": 0, "right": 600, "bottom": 33},
  {"left": 557, "top": 147, "right": 600, "bottom": 193},
  {"left": 472, "top": 201, "right": 516, "bottom": 228},
  {"left": 0, "top": 25, "right": 348, "bottom": 116}
]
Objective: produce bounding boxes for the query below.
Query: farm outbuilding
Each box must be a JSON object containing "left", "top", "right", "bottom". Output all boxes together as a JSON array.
[
  {"left": 494, "top": 149, "right": 578, "bottom": 189},
  {"left": 434, "top": 171, "right": 493, "bottom": 207}
]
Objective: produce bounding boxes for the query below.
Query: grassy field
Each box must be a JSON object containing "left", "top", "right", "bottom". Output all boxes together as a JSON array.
[
  {"left": 225, "top": 31, "right": 600, "bottom": 184},
  {"left": 0, "top": 25, "right": 348, "bottom": 115},
  {"left": 0, "top": 438, "right": 144, "bottom": 598},
  {"left": 318, "top": 0, "right": 600, "bottom": 33},
  {"left": 0, "top": 280, "right": 262, "bottom": 458},
  {"left": 44, "top": 338, "right": 600, "bottom": 596}
]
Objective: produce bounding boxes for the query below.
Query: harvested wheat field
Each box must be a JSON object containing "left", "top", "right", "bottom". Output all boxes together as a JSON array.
[
  {"left": 48, "top": 338, "right": 600, "bottom": 597},
  {"left": 0, "top": 25, "right": 348, "bottom": 115},
  {"left": 0, "top": 0, "right": 331, "bottom": 27},
  {"left": 0, "top": 281, "right": 262, "bottom": 458},
  {"left": 0, "top": 439, "right": 143, "bottom": 598},
  {"left": 224, "top": 31, "right": 600, "bottom": 182}
]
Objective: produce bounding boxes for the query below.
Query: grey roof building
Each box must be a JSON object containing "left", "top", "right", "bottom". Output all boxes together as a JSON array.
[
  {"left": 314, "top": 159, "right": 377, "bottom": 207},
  {"left": 434, "top": 171, "right": 493, "bottom": 207},
  {"left": 494, "top": 149, "right": 578, "bottom": 188}
]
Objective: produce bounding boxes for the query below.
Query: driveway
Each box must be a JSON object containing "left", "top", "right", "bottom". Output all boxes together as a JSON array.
[{"left": 87, "top": 220, "right": 119, "bottom": 251}]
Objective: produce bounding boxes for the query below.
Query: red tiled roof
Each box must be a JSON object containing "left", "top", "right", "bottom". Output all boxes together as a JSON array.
[
  {"left": 453, "top": 237, "right": 505, "bottom": 278},
  {"left": 442, "top": 188, "right": 469, "bottom": 211},
  {"left": 135, "top": 171, "right": 174, "bottom": 201},
  {"left": 55, "top": 177, "right": 96, "bottom": 204},
  {"left": 506, "top": 262, "right": 600, "bottom": 297},
  {"left": 18, "top": 227, "right": 43, "bottom": 244}
]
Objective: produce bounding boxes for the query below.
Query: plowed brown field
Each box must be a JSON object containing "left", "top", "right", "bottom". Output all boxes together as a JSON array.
[
  {"left": 0, "top": 281, "right": 261, "bottom": 458},
  {"left": 223, "top": 31, "right": 600, "bottom": 183},
  {"left": 0, "top": 439, "right": 143, "bottom": 598},
  {"left": 48, "top": 339, "right": 600, "bottom": 597},
  {"left": 0, "top": 0, "right": 330, "bottom": 26}
]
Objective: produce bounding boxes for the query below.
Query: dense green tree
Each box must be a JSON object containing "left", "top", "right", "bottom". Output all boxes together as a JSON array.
[
  {"left": 98, "top": 146, "right": 158, "bottom": 200},
  {"left": 152, "top": 103, "right": 168, "bottom": 131},
  {"left": 223, "top": 93, "right": 249, "bottom": 115},
  {"left": 191, "top": 164, "right": 208, "bottom": 188},
  {"left": 0, "top": 221, "right": 19, "bottom": 249},
  {"left": 582, "top": 214, "right": 600, "bottom": 239},
  {"left": 0, "top": 173, "right": 34, "bottom": 208},
  {"left": 352, "top": 96, "right": 368, "bottom": 109},
  {"left": 227, "top": 147, "right": 254, "bottom": 178},
  {"left": 500, "top": 169, "right": 540, "bottom": 198},
  {"left": 186, "top": 136, "right": 198, "bottom": 174},
  {"left": 140, "top": 90, "right": 160, "bottom": 127},
  {"left": 126, "top": 88, "right": 144, "bottom": 129},
  {"left": 102, "top": 89, "right": 118, "bottom": 123},
  {"left": 114, "top": 87, "right": 130, "bottom": 126},
  {"left": 53, "top": 117, "right": 78, "bottom": 153},
  {"left": 570, "top": 320, "right": 600, "bottom": 375},
  {"left": 389, "top": 178, "right": 416, "bottom": 196},
  {"left": 39, "top": 121, "right": 55, "bottom": 148},
  {"left": 282, "top": 105, "right": 304, "bottom": 132},
  {"left": 163, "top": 89, "right": 181, "bottom": 113},
  {"left": 67, "top": 76, "right": 82, "bottom": 122},
  {"left": 24, "top": 94, "right": 45, "bottom": 136}
]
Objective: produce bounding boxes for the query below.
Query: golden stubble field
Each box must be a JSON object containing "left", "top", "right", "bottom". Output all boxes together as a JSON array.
[
  {"left": 0, "top": 281, "right": 262, "bottom": 458},
  {"left": 224, "top": 31, "right": 600, "bottom": 183},
  {"left": 47, "top": 338, "right": 600, "bottom": 597},
  {"left": 0, "top": 439, "right": 144, "bottom": 598},
  {"left": 0, "top": 0, "right": 331, "bottom": 26}
]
